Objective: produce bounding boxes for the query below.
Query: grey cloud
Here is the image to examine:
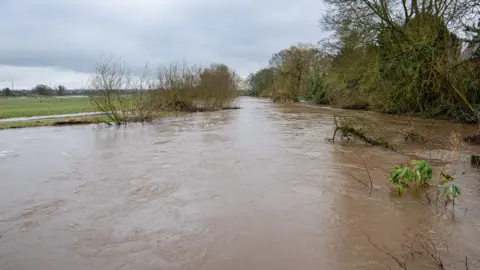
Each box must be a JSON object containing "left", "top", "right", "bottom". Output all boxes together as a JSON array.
[{"left": 0, "top": 0, "right": 325, "bottom": 78}]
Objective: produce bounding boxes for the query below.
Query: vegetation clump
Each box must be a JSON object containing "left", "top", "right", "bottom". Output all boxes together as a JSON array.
[
  {"left": 389, "top": 159, "right": 462, "bottom": 210},
  {"left": 390, "top": 160, "right": 433, "bottom": 195},
  {"left": 437, "top": 182, "right": 461, "bottom": 208},
  {"left": 88, "top": 58, "right": 240, "bottom": 125}
]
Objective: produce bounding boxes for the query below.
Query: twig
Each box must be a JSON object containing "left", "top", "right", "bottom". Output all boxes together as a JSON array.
[
  {"left": 367, "top": 235, "right": 409, "bottom": 270},
  {"left": 359, "top": 155, "right": 374, "bottom": 196},
  {"left": 418, "top": 233, "right": 444, "bottom": 269},
  {"left": 367, "top": 235, "right": 408, "bottom": 270},
  {"left": 347, "top": 153, "right": 374, "bottom": 196},
  {"left": 330, "top": 114, "right": 339, "bottom": 142},
  {"left": 348, "top": 172, "right": 369, "bottom": 188}
]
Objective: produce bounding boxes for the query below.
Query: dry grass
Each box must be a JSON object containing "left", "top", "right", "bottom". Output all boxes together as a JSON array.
[{"left": 449, "top": 131, "right": 462, "bottom": 161}]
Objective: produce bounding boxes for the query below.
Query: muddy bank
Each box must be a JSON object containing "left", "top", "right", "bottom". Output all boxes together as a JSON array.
[{"left": 0, "top": 97, "right": 479, "bottom": 269}]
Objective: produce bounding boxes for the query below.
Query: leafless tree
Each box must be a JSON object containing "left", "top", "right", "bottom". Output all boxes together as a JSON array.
[{"left": 88, "top": 57, "right": 157, "bottom": 125}]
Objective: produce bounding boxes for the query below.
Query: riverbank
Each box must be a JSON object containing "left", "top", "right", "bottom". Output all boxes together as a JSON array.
[
  {"left": 287, "top": 98, "right": 480, "bottom": 127},
  {"left": 0, "top": 111, "right": 183, "bottom": 130}
]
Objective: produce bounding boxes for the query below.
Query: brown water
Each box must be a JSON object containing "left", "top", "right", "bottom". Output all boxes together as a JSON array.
[{"left": 1, "top": 97, "right": 479, "bottom": 269}]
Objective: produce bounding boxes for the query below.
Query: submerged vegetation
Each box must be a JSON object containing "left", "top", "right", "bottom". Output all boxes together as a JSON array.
[
  {"left": 331, "top": 114, "right": 397, "bottom": 150},
  {"left": 247, "top": 0, "right": 480, "bottom": 124},
  {"left": 390, "top": 160, "right": 433, "bottom": 196}
]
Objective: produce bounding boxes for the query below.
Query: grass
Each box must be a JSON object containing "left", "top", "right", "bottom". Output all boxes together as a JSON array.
[{"left": 0, "top": 97, "right": 95, "bottom": 119}]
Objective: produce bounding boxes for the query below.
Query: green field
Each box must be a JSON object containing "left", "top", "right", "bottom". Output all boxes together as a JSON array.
[{"left": 0, "top": 97, "right": 95, "bottom": 119}]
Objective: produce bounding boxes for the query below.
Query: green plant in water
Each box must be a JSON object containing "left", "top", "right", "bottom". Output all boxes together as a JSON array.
[
  {"left": 437, "top": 184, "right": 461, "bottom": 207},
  {"left": 390, "top": 166, "right": 411, "bottom": 195},
  {"left": 390, "top": 160, "right": 432, "bottom": 195},
  {"left": 412, "top": 160, "right": 433, "bottom": 184}
]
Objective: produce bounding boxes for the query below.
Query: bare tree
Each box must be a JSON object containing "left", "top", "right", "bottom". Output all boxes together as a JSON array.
[{"left": 88, "top": 57, "right": 156, "bottom": 125}]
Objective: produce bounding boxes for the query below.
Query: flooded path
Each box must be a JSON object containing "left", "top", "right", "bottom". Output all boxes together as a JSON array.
[
  {"left": 0, "top": 112, "right": 104, "bottom": 123},
  {"left": 0, "top": 97, "right": 479, "bottom": 269}
]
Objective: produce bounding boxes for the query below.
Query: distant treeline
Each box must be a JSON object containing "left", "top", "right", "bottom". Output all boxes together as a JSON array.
[
  {"left": 247, "top": 0, "right": 480, "bottom": 123},
  {"left": 1, "top": 85, "right": 89, "bottom": 97}
]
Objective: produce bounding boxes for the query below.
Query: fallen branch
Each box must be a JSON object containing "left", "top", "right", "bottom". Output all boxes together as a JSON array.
[{"left": 331, "top": 115, "right": 397, "bottom": 151}]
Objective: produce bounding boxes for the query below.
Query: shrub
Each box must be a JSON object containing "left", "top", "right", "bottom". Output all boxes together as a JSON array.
[{"left": 390, "top": 160, "right": 432, "bottom": 195}]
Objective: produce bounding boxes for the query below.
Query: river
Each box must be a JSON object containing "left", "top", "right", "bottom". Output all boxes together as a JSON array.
[{"left": 0, "top": 97, "right": 479, "bottom": 269}]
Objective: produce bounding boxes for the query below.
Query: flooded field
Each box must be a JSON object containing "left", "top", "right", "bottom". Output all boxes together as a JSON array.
[{"left": 0, "top": 97, "right": 479, "bottom": 269}]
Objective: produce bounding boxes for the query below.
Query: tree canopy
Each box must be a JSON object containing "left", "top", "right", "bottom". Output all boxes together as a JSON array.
[{"left": 246, "top": 0, "right": 480, "bottom": 122}]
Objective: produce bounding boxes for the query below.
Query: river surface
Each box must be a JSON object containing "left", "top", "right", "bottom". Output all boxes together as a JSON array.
[{"left": 0, "top": 97, "right": 479, "bottom": 269}]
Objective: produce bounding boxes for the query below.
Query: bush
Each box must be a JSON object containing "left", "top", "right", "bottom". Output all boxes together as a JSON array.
[
  {"left": 88, "top": 59, "right": 157, "bottom": 125},
  {"left": 390, "top": 160, "right": 432, "bottom": 195},
  {"left": 88, "top": 59, "right": 240, "bottom": 125}
]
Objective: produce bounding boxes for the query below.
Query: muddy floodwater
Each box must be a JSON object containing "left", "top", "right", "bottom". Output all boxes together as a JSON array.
[{"left": 1, "top": 97, "right": 479, "bottom": 269}]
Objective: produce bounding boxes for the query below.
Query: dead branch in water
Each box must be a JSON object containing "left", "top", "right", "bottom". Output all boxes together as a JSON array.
[
  {"left": 367, "top": 236, "right": 409, "bottom": 270},
  {"left": 398, "top": 122, "right": 428, "bottom": 144},
  {"left": 348, "top": 153, "right": 374, "bottom": 196},
  {"left": 330, "top": 115, "right": 397, "bottom": 151},
  {"left": 367, "top": 219, "right": 449, "bottom": 270}
]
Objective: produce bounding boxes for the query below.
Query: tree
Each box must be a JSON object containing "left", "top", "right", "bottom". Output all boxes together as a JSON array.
[
  {"left": 464, "top": 17, "right": 480, "bottom": 60},
  {"left": 34, "top": 84, "right": 53, "bottom": 96},
  {"left": 198, "top": 63, "right": 238, "bottom": 110},
  {"left": 246, "top": 68, "right": 276, "bottom": 97},
  {"left": 269, "top": 44, "right": 326, "bottom": 102},
  {"left": 321, "top": 0, "right": 480, "bottom": 120},
  {"left": 56, "top": 85, "right": 67, "bottom": 96},
  {"left": 88, "top": 57, "right": 149, "bottom": 125},
  {"left": 2, "top": 88, "right": 12, "bottom": 96}
]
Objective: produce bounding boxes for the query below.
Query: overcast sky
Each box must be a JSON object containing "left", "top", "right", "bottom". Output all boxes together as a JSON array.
[{"left": 0, "top": 0, "right": 325, "bottom": 89}]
